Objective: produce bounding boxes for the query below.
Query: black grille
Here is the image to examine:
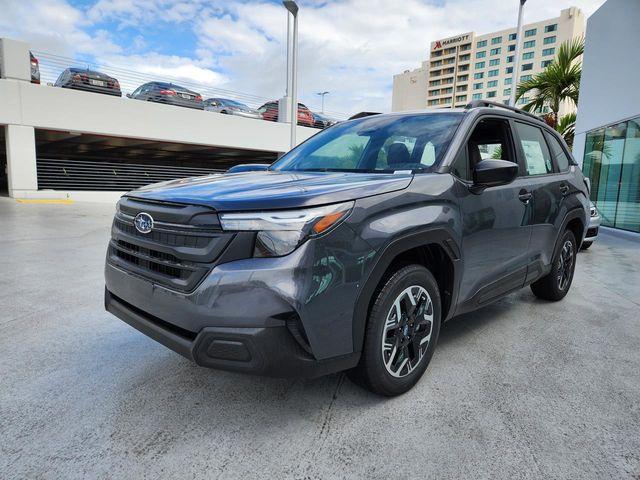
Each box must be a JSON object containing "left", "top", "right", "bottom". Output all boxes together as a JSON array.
[{"left": 108, "top": 202, "right": 234, "bottom": 292}]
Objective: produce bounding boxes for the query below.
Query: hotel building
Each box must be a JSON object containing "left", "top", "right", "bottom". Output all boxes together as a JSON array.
[{"left": 392, "top": 7, "right": 586, "bottom": 113}]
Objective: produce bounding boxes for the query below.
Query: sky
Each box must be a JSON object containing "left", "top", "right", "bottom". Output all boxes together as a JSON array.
[{"left": 0, "top": 0, "right": 605, "bottom": 117}]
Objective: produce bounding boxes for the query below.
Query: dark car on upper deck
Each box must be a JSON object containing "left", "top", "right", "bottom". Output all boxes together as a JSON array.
[{"left": 104, "top": 101, "right": 589, "bottom": 396}]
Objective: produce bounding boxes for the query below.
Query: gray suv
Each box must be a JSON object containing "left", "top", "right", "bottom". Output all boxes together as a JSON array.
[{"left": 104, "top": 101, "right": 590, "bottom": 396}]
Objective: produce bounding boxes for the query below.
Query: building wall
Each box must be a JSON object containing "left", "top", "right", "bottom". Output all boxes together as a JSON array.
[
  {"left": 572, "top": 0, "right": 640, "bottom": 234},
  {"left": 391, "top": 64, "right": 429, "bottom": 112},
  {"left": 573, "top": 0, "right": 640, "bottom": 164},
  {"left": 392, "top": 7, "right": 586, "bottom": 112}
]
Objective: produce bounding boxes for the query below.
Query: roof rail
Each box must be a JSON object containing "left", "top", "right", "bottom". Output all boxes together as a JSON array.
[
  {"left": 464, "top": 100, "right": 542, "bottom": 122},
  {"left": 349, "top": 111, "right": 381, "bottom": 120}
]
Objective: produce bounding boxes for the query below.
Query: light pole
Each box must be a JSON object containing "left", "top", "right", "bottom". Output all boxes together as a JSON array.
[
  {"left": 283, "top": 1, "right": 299, "bottom": 149},
  {"left": 509, "top": 0, "right": 526, "bottom": 107},
  {"left": 316, "top": 91, "right": 329, "bottom": 113}
]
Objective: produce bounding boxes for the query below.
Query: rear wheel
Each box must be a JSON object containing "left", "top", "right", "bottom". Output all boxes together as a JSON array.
[
  {"left": 531, "top": 230, "right": 577, "bottom": 301},
  {"left": 348, "top": 264, "right": 441, "bottom": 396}
]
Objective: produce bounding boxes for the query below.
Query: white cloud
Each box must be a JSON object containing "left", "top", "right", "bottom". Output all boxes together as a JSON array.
[{"left": 1, "top": 0, "right": 607, "bottom": 116}]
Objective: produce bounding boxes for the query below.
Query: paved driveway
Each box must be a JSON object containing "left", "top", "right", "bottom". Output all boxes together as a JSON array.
[{"left": 1, "top": 198, "right": 639, "bottom": 479}]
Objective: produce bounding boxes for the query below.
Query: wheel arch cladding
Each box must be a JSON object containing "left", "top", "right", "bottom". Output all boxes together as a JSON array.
[{"left": 352, "top": 229, "right": 460, "bottom": 353}]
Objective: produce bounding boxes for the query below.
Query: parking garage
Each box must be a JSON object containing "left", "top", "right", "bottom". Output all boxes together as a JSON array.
[{"left": 33, "top": 129, "right": 278, "bottom": 191}]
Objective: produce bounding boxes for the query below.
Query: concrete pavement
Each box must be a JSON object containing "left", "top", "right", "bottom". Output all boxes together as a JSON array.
[{"left": 1, "top": 197, "right": 639, "bottom": 479}]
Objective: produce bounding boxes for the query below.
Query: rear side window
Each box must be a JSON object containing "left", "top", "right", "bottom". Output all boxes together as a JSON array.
[
  {"left": 545, "top": 132, "right": 571, "bottom": 172},
  {"left": 514, "top": 122, "right": 553, "bottom": 175}
]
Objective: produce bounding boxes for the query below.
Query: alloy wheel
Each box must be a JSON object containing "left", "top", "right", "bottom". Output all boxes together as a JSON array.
[
  {"left": 381, "top": 285, "right": 434, "bottom": 378},
  {"left": 557, "top": 239, "right": 574, "bottom": 291}
]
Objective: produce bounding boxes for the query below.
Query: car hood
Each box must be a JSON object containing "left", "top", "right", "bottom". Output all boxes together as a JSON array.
[{"left": 126, "top": 170, "right": 413, "bottom": 211}]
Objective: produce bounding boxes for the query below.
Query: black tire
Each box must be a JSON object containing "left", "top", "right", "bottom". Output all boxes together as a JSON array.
[
  {"left": 531, "top": 230, "right": 577, "bottom": 301},
  {"left": 348, "top": 264, "right": 441, "bottom": 396},
  {"left": 580, "top": 241, "right": 593, "bottom": 250}
]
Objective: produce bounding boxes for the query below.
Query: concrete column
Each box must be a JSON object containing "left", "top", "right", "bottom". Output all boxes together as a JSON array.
[
  {"left": 6, "top": 124, "right": 38, "bottom": 197},
  {"left": 0, "top": 38, "right": 31, "bottom": 82}
]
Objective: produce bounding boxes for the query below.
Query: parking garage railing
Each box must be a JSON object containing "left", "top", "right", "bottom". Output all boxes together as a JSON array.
[{"left": 32, "top": 51, "right": 349, "bottom": 121}]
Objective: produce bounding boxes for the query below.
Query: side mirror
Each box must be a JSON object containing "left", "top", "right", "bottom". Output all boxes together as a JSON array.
[
  {"left": 126, "top": 93, "right": 132, "bottom": 98},
  {"left": 472, "top": 159, "right": 518, "bottom": 189},
  {"left": 227, "top": 164, "right": 270, "bottom": 173}
]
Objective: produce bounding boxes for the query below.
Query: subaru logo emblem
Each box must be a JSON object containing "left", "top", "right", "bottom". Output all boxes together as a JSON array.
[{"left": 134, "top": 212, "right": 154, "bottom": 234}]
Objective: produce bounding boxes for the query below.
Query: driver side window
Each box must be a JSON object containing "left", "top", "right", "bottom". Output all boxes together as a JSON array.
[{"left": 451, "top": 118, "right": 517, "bottom": 181}]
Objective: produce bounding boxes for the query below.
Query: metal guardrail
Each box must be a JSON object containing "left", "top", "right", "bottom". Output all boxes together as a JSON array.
[
  {"left": 36, "top": 158, "right": 223, "bottom": 191},
  {"left": 32, "top": 51, "right": 348, "bottom": 121}
]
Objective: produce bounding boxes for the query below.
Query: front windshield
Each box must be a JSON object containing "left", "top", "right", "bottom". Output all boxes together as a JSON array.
[
  {"left": 221, "top": 99, "right": 245, "bottom": 108},
  {"left": 271, "top": 112, "right": 463, "bottom": 173}
]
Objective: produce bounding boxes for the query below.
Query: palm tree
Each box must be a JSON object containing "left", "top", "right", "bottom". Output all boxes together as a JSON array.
[
  {"left": 515, "top": 38, "right": 584, "bottom": 129},
  {"left": 556, "top": 112, "right": 576, "bottom": 149}
]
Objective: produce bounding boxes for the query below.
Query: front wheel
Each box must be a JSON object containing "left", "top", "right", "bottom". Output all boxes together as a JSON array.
[
  {"left": 348, "top": 264, "right": 441, "bottom": 396},
  {"left": 531, "top": 230, "right": 577, "bottom": 301}
]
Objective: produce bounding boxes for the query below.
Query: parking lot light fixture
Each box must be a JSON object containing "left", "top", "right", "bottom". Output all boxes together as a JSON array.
[
  {"left": 317, "top": 91, "right": 329, "bottom": 113},
  {"left": 283, "top": 1, "right": 299, "bottom": 148}
]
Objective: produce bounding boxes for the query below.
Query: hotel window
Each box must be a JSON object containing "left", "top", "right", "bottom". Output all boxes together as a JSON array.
[
  {"left": 582, "top": 118, "right": 640, "bottom": 232},
  {"left": 542, "top": 47, "right": 555, "bottom": 56},
  {"left": 429, "top": 79, "right": 441, "bottom": 86},
  {"left": 520, "top": 75, "right": 532, "bottom": 82},
  {"left": 444, "top": 67, "right": 455, "bottom": 74},
  {"left": 474, "top": 72, "right": 484, "bottom": 79},
  {"left": 428, "top": 99, "right": 439, "bottom": 106},
  {"left": 491, "top": 36, "right": 502, "bottom": 44},
  {"left": 456, "top": 84, "right": 467, "bottom": 92},
  {"left": 521, "top": 63, "right": 533, "bottom": 71},
  {"left": 518, "top": 96, "right": 529, "bottom": 105},
  {"left": 544, "top": 24, "right": 557, "bottom": 33},
  {"left": 507, "top": 55, "right": 514, "bottom": 63},
  {"left": 508, "top": 44, "right": 516, "bottom": 52},
  {"left": 458, "top": 64, "right": 470, "bottom": 72},
  {"left": 431, "top": 60, "right": 442, "bottom": 67},
  {"left": 472, "top": 93, "right": 482, "bottom": 100},
  {"left": 505, "top": 77, "right": 512, "bottom": 85},
  {"left": 541, "top": 60, "right": 553, "bottom": 68},
  {"left": 473, "top": 82, "right": 483, "bottom": 90},
  {"left": 456, "top": 95, "right": 467, "bottom": 102},
  {"left": 476, "top": 50, "right": 486, "bottom": 58},
  {"left": 488, "top": 69, "right": 499, "bottom": 77},
  {"left": 445, "top": 47, "right": 456, "bottom": 54},
  {"left": 503, "top": 88, "right": 511, "bottom": 96},
  {"left": 543, "top": 36, "right": 556, "bottom": 45},
  {"left": 524, "top": 40, "right": 535, "bottom": 48},
  {"left": 443, "top": 97, "right": 452, "bottom": 104},
  {"left": 524, "top": 28, "right": 537, "bottom": 37},
  {"left": 459, "top": 53, "right": 471, "bottom": 61},
  {"left": 522, "top": 52, "right": 534, "bottom": 60},
  {"left": 442, "top": 87, "right": 453, "bottom": 94},
  {"left": 457, "top": 74, "right": 469, "bottom": 82},
  {"left": 508, "top": 33, "right": 517, "bottom": 41},
  {"left": 489, "top": 58, "right": 500, "bottom": 66},
  {"left": 487, "top": 91, "right": 497, "bottom": 98},
  {"left": 505, "top": 66, "right": 513, "bottom": 74},
  {"left": 487, "top": 80, "right": 498, "bottom": 87},
  {"left": 475, "top": 61, "right": 485, "bottom": 69},
  {"left": 460, "top": 43, "right": 472, "bottom": 51},
  {"left": 429, "top": 89, "right": 440, "bottom": 96},
  {"left": 477, "top": 40, "right": 487, "bottom": 48},
  {"left": 490, "top": 47, "right": 501, "bottom": 55}
]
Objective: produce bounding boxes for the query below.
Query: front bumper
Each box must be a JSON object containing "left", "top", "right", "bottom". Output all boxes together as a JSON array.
[
  {"left": 585, "top": 214, "right": 601, "bottom": 241},
  {"left": 105, "top": 222, "right": 373, "bottom": 377},
  {"left": 105, "top": 288, "right": 357, "bottom": 377}
]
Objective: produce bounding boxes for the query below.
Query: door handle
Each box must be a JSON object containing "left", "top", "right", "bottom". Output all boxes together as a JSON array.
[
  {"left": 559, "top": 184, "right": 570, "bottom": 195},
  {"left": 518, "top": 189, "right": 532, "bottom": 204}
]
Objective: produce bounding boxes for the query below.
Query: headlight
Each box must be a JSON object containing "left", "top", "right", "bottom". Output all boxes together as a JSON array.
[{"left": 219, "top": 201, "right": 354, "bottom": 257}]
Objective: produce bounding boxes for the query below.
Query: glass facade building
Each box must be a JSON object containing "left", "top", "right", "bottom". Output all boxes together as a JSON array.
[{"left": 582, "top": 117, "right": 640, "bottom": 233}]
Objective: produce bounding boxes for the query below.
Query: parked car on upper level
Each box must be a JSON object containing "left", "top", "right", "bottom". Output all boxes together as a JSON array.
[
  {"left": 204, "top": 98, "right": 261, "bottom": 119},
  {"left": 29, "top": 52, "right": 40, "bottom": 84},
  {"left": 258, "top": 101, "right": 315, "bottom": 127},
  {"left": 128, "top": 82, "right": 203, "bottom": 110},
  {"left": 54, "top": 68, "right": 121, "bottom": 96},
  {"left": 312, "top": 112, "right": 338, "bottom": 129}
]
